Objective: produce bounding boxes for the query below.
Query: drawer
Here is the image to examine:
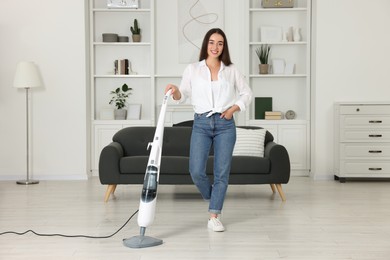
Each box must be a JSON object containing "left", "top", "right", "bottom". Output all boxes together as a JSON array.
[
  {"left": 341, "top": 161, "right": 390, "bottom": 174},
  {"left": 340, "top": 115, "right": 390, "bottom": 128},
  {"left": 340, "top": 143, "right": 390, "bottom": 159},
  {"left": 340, "top": 129, "right": 390, "bottom": 142},
  {"left": 340, "top": 105, "right": 390, "bottom": 115}
]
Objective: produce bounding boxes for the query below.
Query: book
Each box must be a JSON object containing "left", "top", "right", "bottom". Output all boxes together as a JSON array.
[
  {"left": 265, "top": 111, "right": 282, "bottom": 116},
  {"left": 255, "top": 97, "right": 272, "bottom": 119},
  {"left": 265, "top": 115, "right": 282, "bottom": 120}
]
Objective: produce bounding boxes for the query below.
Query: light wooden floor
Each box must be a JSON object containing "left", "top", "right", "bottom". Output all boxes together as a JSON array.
[{"left": 1, "top": 177, "right": 390, "bottom": 260}]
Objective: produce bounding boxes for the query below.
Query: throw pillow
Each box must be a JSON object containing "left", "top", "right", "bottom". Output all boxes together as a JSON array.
[{"left": 233, "top": 128, "right": 266, "bottom": 157}]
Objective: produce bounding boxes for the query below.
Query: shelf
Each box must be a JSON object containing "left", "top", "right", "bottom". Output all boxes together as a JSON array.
[
  {"left": 250, "top": 74, "right": 306, "bottom": 78},
  {"left": 248, "top": 119, "right": 308, "bottom": 125},
  {"left": 93, "top": 8, "right": 151, "bottom": 12},
  {"left": 93, "top": 119, "right": 153, "bottom": 125},
  {"left": 94, "top": 42, "right": 151, "bottom": 46},
  {"left": 155, "top": 75, "right": 182, "bottom": 78},
  {"left": 94, "top": 75, "right": 151, "bottom": 78},
  {"left": 250, "top": 41, "right": 307, "bottom": 45},
  {"left": 249, "top": 8, "right": 307, "bottom": 12}
]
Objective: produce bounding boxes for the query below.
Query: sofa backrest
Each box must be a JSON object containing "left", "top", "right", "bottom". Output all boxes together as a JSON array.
[
  {"left": 113, "top": 127, "right": 192, "bottom": 157},
  {"left": 113, "top": 126, "right": 273, "bottom": 157}
]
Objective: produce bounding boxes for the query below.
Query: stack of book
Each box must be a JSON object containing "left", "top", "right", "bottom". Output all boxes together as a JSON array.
[
  {"left": 265, "top": 111, "right": 282, "bottom": 120},
  {"left": 114, "top": 59, "right": 129, "bottom": 75}
]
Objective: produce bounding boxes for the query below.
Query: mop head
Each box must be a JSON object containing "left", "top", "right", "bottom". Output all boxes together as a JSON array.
[{"left": 123, "top": 235, "right": 163, "bottom": 248}]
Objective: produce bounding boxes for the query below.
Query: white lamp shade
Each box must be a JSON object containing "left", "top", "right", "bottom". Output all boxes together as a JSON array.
[{"left": 13, "top": 61, "right": 43, "bottom": 89}]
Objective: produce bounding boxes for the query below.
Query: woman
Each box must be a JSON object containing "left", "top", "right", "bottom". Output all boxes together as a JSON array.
[{"left": 165, "top": 28, "right": 252, "bottom": 232}]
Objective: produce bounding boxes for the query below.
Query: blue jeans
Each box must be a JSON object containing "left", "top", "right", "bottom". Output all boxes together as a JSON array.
[{"left": 189, "top": 112, "right": 236, "bottom": 214}]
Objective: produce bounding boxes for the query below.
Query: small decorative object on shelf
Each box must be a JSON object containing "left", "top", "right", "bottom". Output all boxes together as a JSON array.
[
  {"left": 260, "top": 26, "right": 283, "bottom": 42},
  {"left": 126, "top": 104, "right": 142, "bottom": 120},
  {"left": 255, "top": 45, "right": 271, "bottom": 74},
  {"left": 285, "top": 26, "right": 294, "bottom": 42},
  {"left": 100, "top": 108, "right": 115, "bottom": 120},
  {"left": 102, "top": 33, "right": 118, "bottom": 42},
  {"left": 293, "top": 27, "right": 302, "bottom": 42},
  {"left": 118, "top": 36, "right": 129, "bottom": 42},
  {"left": 265, "top": 111, "right": 282, "bottom": 120},
  {"left": 272, "top": 59, "right": 285, "bottom": 74},
  {"left": 261, "top": 0, "right": 294, "bottom": 8},
  {"left": 255, "top": 97, "right": 272, "bottom": 119},
  {"left": 109, "top": 83, "right": 133, "bottom": 120},
  {"left": 285, "top": 110, "right": 296, "bottom": 120},
  {"left": 114, "top": 59, "right": 129, "bottom": 75},
  {"left": 107, "top": 0, "right": 139, "bottom": 9},
  {"left": 130, "top": 19, "right": 141, "bottom": 42}
]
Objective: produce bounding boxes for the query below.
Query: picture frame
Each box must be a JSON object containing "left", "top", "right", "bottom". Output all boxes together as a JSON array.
[
  {"left": 127, "top": 104, "right": 142, "bottom": 120},
  {"left": 284, "top": 62, "right": 295, "bottom": 74},
  {"left": 260, "top": 26, "right": 283, "bottom": 42},
  {"left": 100, "top": 108, "right": 115, "bottom": 120},
  {"left": 107, "top": 0, "right": 139, "bottom": 9},
  {"left": 272, "top": 59, "right": 285, "bottom": 74}
]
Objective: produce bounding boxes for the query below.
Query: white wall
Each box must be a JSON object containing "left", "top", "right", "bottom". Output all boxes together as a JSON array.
[
  {"left": 312, "top": 0, "right": 390, "bottom": 179},
  {"left": 1, "top": 0, "right": 389, "bottom": 180},
  {"left": 0, "top": 0, "right": 88, "bottom": 180}
]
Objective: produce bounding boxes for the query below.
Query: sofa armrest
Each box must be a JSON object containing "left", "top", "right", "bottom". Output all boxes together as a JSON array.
[
  {"left": 264, "top": 141, "right": 291, "bottom": 183},
  {"left": 99, "top": 142, "right": 124, "bottom": 184}
]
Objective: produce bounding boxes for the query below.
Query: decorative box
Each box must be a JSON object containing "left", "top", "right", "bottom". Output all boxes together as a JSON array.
[
  {"left": 102, "top": 33, "right": 118, "bottom": 42},
  {"left": 107, "top": 0, "right": 139, "bottom": 9},
  {"left": 261, "top": 0, "right": 294, "bottom": 8}
]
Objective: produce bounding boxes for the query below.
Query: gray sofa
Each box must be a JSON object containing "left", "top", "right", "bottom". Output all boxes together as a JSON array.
[{"left": 99, "top": 126, "right": 290, "bottom": 202}]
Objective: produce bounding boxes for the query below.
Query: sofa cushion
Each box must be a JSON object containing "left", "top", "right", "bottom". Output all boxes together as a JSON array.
[
  {"left": 120, "top": 155, "right": 270, "bottom": 175},
  {"left": 233, "top": 128, "right": 266, "bottom": 157}
]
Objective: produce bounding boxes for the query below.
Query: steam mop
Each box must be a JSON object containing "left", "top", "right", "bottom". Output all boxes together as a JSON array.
[{"left": 123, "top": 90, "right": 172, "bottom": 248}]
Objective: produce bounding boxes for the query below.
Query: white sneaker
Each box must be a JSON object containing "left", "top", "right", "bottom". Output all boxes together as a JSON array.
[{"left": 208, "top": 217, "right": 225, "bottom": 232}]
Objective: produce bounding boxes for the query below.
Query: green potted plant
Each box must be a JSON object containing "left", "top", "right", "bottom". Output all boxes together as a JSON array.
[
  {"left": 255, "top": 44, "right": 271, "bottom": 74},
  {"left": 130, "top": 19, "right": 141, "bottom": 42},
  {"left": 109, "top": 83, "right": 132, "bottom": 119}
]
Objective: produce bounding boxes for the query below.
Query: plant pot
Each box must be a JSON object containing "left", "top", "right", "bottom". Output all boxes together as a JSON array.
[
  {"left": 114, "top": 109, "right": 127, "bottom": 120},
  {"left": 259, "top": 64, "right": 269, "bottom": 74},
  {"left": 132, "top": 34, "right": 141, "bottom": 42}
]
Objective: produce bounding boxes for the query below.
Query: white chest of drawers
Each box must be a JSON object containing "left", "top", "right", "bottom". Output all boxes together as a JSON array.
[{"left": 334, "top": 102, "right": 390, "bottom": 182}]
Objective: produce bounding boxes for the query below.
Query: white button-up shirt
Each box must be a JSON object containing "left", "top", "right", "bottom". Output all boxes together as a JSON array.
[{"left": 176, "top": 60, "right": 252, "bottom": 116}]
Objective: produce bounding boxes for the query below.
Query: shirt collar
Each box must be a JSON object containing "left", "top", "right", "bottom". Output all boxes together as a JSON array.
[{"left": 199, "top": 59, "right": 225, "bottom": 71}]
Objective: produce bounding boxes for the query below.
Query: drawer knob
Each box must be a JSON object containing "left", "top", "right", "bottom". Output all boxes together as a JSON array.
[
  {"left": 369, "top": 150, "right": 382, "bottom": 153},
  {"left": 356, "top": 108, "right": 360, "bottom": 112},
  {"left": 369, "top": 134, "right": 383, "bottom": 138},
  {"left": 369, "top": 120, "right": 382, "bottom": 124},
  {"left": 369, "top": 167, "right": 382, "bottom": 171}
]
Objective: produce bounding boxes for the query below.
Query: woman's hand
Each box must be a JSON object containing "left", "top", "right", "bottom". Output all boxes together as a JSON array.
[
  {"left": 221, "top": 105, "right": 240, "bottom": 120},
  {"left": 165, "top": 84, "right": 181, "bottom": 100}
]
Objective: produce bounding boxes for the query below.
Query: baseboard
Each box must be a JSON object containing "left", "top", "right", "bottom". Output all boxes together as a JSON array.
[{"left": 0, "top": 174, "right": 88, "bottom": 181}]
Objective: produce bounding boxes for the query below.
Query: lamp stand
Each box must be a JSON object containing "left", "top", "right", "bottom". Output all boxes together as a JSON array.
[{"left": 17, "top": 88, "right": 39, "bottom": 185}]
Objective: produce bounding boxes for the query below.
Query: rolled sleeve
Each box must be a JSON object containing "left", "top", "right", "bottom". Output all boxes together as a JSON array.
[{"left": 233, "top": 67, "right": 252, "bottom": 112}]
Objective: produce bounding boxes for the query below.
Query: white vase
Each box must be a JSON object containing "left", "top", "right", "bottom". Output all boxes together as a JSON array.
[{"left": 293, "top": 28, "right": 301, "bottom": 42}]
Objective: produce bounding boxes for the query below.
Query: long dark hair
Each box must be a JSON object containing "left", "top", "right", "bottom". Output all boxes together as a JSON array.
[{"left": 199, "top": 28, "right": 232, "bottom": 66}]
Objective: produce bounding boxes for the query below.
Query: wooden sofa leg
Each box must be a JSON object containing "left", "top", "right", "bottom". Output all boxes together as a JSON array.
[
  {"left": 104, "top": 184, "right": 117, "bottom": 203},
  {"left": 270, "top": 184, "right": 276, "bottom": 193},
  {"left": 275, "top": 184, "right": 286, "bottom": 202}
]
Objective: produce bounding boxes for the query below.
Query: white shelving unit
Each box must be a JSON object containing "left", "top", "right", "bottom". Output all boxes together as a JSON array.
[
  {"left": 245, "top": 0, "right": 312, "bottom": 175},
  {"left": 89, "top": 0, "right": 155, "bottom": 173},
  {"left": 88, "top": 0, "right": 312, "bottom": 175}
]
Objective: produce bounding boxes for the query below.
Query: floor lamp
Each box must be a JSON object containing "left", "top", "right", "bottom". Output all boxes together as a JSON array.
[{"left": 13, "top": 61, "right": 43, "bottom": 185}]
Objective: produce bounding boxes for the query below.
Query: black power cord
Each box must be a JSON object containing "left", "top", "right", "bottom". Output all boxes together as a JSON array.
[{"left": 0, "top": 209, "right": 138, "bottom": 239}]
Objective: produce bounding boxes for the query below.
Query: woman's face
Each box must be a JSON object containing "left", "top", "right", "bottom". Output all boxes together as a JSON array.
[{"left": 207, "top": 33, "right": 224, "bottom": 59}]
